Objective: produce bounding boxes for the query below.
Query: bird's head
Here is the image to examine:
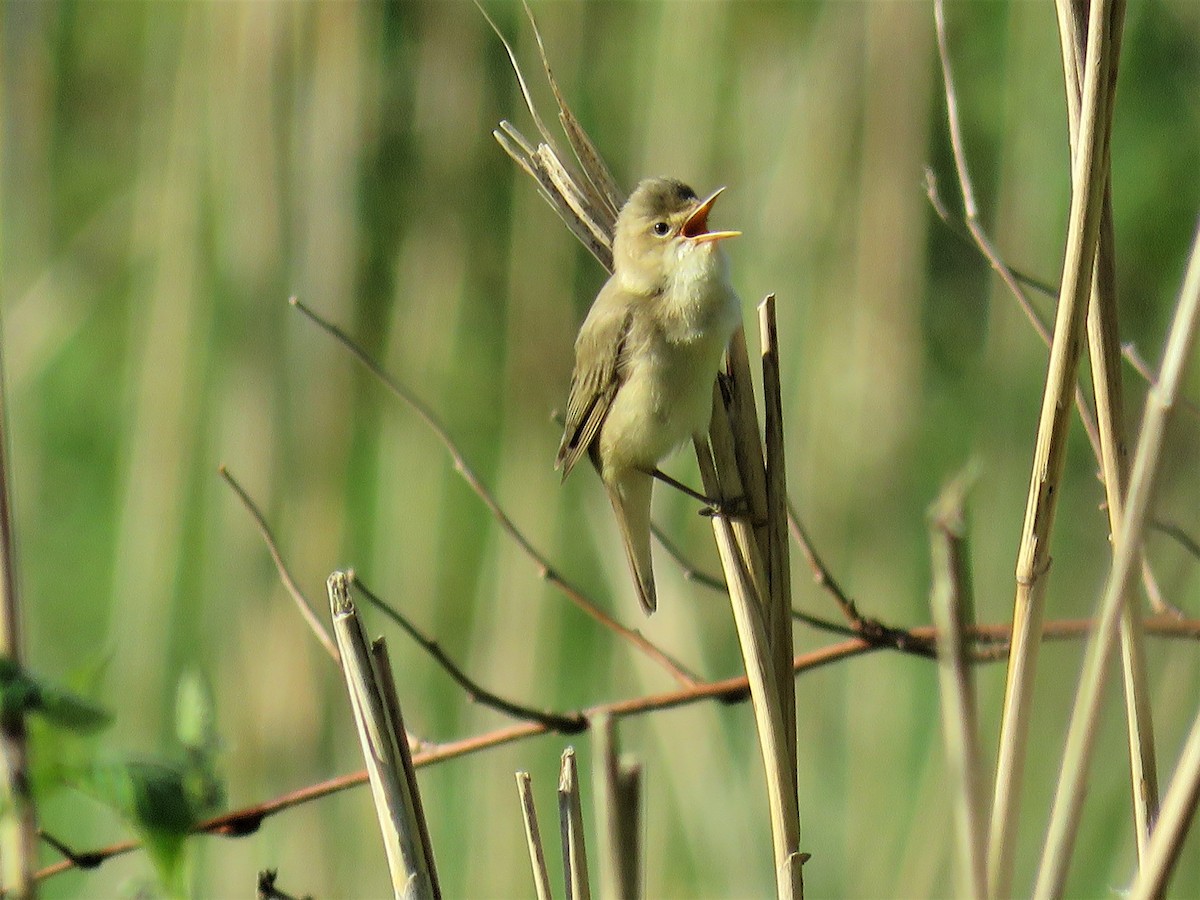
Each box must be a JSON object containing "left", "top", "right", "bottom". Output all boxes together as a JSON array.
[{"left": 612, "top": 178, "right": 740, "bottom": 296}]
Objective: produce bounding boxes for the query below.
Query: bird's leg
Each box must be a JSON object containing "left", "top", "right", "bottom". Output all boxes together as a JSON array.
[{"left": 647, "top": 468, "right": 750, "bottom": 520}]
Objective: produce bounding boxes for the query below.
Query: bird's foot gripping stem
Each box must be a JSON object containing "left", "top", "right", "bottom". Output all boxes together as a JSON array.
[{"left": 648, "top": 468, "right": 753, "bottom": 521}]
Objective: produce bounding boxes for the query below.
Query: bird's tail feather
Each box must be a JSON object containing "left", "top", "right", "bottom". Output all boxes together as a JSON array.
[{"left": 605, "top": 471, "right": 657, "bottom": 614}]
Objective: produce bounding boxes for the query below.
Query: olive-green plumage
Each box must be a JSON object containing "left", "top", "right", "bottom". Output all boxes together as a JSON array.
[{"left": 557, "top": 178, "right": 741, "bottom": 614}]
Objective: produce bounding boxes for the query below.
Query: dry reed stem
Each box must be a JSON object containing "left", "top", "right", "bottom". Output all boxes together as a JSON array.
[
  {"left": 0, "top": 336, "right": 37, "bottom": 895},
  {"left": 987, "top": 0, "right": 1122, "bottom": 890},
  {"left": 1055, "top": 0, "right": 1159, "bottom": 859},
  {"left": 515, "top": 772, "right": 553, "bottom": 900},
  {"left": 558, "top": 748, "right": 591, "bottom": 900},
  {"left": 928, "top": 471, "right": 987, "bottom": 900},
  {"left": 695, "top": 424, "right": 803, "bottom": 900},
  {"left": 480, "top": 2, "right": 620, "bottom": 271},
  {"left": 707, "top": 329, "right": 804, "bottom": 897},
  {"left": 931, "top": 15, "right": 1180, "bottom": 625},
  {"left": 373, "top": 638, "right": 441, "bottom": 898},
  {"left": 1034, "top": 219, "right": 1200, "bottom": 897},
  {"left": 593, "top": 714, "right": 643, "bottom": 900},
  {"left": 760, "top": 295, "right": 798, "bottom": 795},
  {"left": 328, "top": 572, "right": 440, "bottom": 899},
  {"left": 1129, "top": 704, "right": 1200, "bottom": 899}
]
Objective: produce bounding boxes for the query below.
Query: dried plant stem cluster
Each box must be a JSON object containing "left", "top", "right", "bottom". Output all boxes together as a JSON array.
[{"left": 935, "top": 0, "right": 1200, "bottom": 896}]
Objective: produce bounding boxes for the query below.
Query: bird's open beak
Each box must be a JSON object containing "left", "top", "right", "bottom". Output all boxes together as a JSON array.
[{"left": 681, "top": 187, "right": 741, "bottom": 243}]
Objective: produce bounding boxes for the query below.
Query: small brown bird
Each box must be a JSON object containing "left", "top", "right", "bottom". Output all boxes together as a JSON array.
[{"left": 556, "top": 178, "right": 742, "bottom": 614}]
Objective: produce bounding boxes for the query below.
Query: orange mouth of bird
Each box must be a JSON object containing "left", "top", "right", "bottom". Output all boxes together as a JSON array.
[{"left": 682, "top": 187, "right": 741, "bottom": 243}]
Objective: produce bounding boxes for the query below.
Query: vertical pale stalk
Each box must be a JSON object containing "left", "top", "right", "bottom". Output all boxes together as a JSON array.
[
  {"left": 328, "top": 572, "right": 440, "bottom": 900},
  {"left": 1129, "top": 705, "right": 1200, "bottom": 899},
  {"left": 928, "top": 473, "right": 987, "bottom": 900},
  {"left": 515, "top": 772, "right": 553, "bottom": 900},
  {"left": 593, "top": 714, "right": 643, "bottom": 900},
  {"left": 559, "top": 748, "right": 591, "bottom": 900},
  {"left": 1034, "top": 220, "right": 1200, "bottom": 898},
  {"left": 760, "top": 296, "right": 797, "bottom": 791},
  {"left": 0, "top": 327, "right": 36, "bottom": 897},
  {"left": 1055, "top": 0, "right": 1158, "bottom": 857},
  {"left": 988, "top": 0, "right": 1121, "bottom": 893},
  {"left": 695, "top": 328, "right": 804, "bottom": 898}
]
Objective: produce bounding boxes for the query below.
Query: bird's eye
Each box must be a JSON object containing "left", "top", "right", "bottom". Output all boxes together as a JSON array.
[{"left": 652, "top": 221, "right": 670, "bottom": 237}]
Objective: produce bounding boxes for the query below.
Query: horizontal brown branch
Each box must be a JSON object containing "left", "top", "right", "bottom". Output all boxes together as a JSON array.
[{"left": 31, "top": 613, "right": 1200, "bottom": 885}]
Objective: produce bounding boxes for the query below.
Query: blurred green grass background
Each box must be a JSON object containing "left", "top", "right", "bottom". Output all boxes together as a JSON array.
[{"left": 4, "top": 0, "right": 1200, "bottom": 896}]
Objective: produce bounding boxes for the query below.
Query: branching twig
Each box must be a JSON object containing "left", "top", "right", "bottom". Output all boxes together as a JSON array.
[
  {"left": 219, "top": 465, "right": 339, "bottom": 662},
  {"left": 350, "top": 572, "right": 587, "bottom": 734},
  {"left": 649, "top": 523, "right": 727, "bottom": 593},
  {"left": 787, "top": 501, "right": 936, "bottom": 657},
  {"left": 289, "top": 297, "right": 698, "bottom": 689}
]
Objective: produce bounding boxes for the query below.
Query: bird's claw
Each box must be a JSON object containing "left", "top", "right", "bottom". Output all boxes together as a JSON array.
[{"left": 699, "top": 494, "right": 754, "bottom": 521}]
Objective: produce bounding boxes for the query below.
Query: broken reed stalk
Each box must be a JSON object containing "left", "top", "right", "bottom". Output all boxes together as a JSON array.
[
  {"left": 515, "top": 772, "right": 553, "bottom": 900},
  {"left": 593, "top": 714, "right": 643, "bottom": 900},
  {"left": 327, "top": 572, "right": 440, "bottom": 899},
  {"left": 928, "top": 472, "right": 986, "bottom": 900},
  {"left": 988, "top": 0, "right": 1123, "bottom": 893},
  {"left": 694, "top": 307, "right": 802, "bottom": 896},
  {"left": 559, "top": 748, "right": 591, "bottom": 900},
  {"left": 1034, "top": 219, "right": 1200, "bottom": 897},
  {"left": 1129, "top": 702, "right": 1200, "bottom": 900},
  {"left": 1054, "top": 0, "right": 1159, "bottom": 860},
  {"left": 489, "top": 8, "right": 802, "bottom": 896}
]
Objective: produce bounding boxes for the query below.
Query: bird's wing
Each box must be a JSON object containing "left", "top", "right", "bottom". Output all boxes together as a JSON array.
[{"left": 556, "top": 282, "right": 634, "bottom": 479}]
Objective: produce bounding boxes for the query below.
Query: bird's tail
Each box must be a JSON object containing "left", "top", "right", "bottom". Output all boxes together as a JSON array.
[{"left": 605, "top": 469, "right": 657, "bottom": 614}]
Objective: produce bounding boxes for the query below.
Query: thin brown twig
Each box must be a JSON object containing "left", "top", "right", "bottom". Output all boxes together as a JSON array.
[
  {"left": 289, "top": 297, "right": 699, "bottom": 689},
  {"left": 1149, "top": 518, "right": 1200, "bottom": 560},
  {"left": 648, "top": 522, "right": 727, "bottom": 593},
  {"left": 1124, "top": 341, "right": 1200, "bottom": 420},
  {"left": 349, "top": 572, "right": 587, "bottom": 734},
  {"left": 650, "top": 504, "right": 932, "bottom": 651},
  {"left": 218, "top": 465, "right": 339, "bottom": 663},
  {"left": 925, "top": 170, "right": 1060, "bottom": 299},
  {"left": 30, "top": 612, "right": 1200, "bottom": 886},
  {"left": 786, "top": 501, "right": 936, "bottom": 656},
  {"left": 925, "top": 182, "right": 1200, "bottom": 434}
]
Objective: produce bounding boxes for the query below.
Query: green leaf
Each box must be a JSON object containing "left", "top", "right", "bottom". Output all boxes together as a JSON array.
[
  {"left": 37, "top": 685, "right": 112, "bottom": 733},
  {"left": 89, "top": 757, "right": 199, "bottom": 897},
  {"left": 0, "top": 657, "right": 112, "bottom": 733}
]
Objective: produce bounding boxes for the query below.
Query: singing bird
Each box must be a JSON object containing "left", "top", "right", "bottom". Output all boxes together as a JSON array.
[{"left": 556, "top": 178, "right": 742, "bottom": 614}]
